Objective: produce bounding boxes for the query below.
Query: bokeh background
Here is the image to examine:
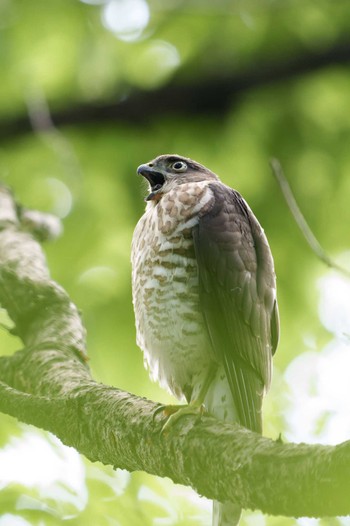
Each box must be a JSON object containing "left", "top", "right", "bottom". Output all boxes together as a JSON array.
[{"left": 1, "top": 1, "right": 350, "bottom": 525}]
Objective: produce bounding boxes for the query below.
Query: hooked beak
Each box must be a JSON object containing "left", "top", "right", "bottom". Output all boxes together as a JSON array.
[
  {"left": 137, "top": 164, "right": 165, "bottom": 189},
  {"left": 137, "top": 164, "right": 166, "bottom": 201}
]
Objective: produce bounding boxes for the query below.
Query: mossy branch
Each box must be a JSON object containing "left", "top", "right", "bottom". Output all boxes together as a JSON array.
[{"left": 0, "top": 185, "right": 349, "bottom": 518}]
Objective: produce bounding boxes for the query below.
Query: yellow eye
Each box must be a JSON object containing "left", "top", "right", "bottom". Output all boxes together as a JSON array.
[{"left": 171, "top": 161, "right": 187, "bottom": 172}]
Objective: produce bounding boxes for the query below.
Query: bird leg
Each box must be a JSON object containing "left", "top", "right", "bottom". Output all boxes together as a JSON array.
[{"left": 154, "top": 368, "right": 216, "bottom": 433}]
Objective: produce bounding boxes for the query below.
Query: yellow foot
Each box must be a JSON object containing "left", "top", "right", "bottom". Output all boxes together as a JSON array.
[{"left": 154, "top": 401, "right": 205, "bottom": 434}]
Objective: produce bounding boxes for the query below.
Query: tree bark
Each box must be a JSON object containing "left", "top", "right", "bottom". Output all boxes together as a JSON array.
[{"left": 0, "top": 184, "right": 349, "bottom": 518}]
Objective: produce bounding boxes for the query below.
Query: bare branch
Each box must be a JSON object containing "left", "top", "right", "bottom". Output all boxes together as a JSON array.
[
  {"left": 0, "top": 184, "right": 350, "bottom": 518},
  {"left": 1, "top": 39, "right": 350, "bottom": 141},
  {"left": 270, "top": 158, "right": 350, "bottom": 278}
]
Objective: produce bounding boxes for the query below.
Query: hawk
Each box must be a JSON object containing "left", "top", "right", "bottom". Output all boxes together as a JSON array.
[{"left": 131, "top": 154, "right": 279, "bottom": 526}]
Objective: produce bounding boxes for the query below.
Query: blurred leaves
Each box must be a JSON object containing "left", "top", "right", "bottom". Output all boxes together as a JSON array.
[{"left": 1, "top": 0, "right": 350, "bottom": 524}]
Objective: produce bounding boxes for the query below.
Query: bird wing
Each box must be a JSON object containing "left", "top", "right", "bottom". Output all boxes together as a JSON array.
[{"left": 192, "top": 182, "right": 279, "bottom": 432}]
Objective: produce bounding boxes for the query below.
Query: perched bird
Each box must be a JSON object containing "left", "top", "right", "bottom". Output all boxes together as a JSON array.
[{"left": 131, "top": 154, "right": 279, "bottom": 526}]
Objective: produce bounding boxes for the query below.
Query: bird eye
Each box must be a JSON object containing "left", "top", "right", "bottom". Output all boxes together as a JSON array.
[{"left": 171, "top": 161, "right": 187, "bottom": 172}]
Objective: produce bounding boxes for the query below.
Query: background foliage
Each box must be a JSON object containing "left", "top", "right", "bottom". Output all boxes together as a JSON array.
[{"left": 1, "top": 0, "right": 350, "bottom": 524}]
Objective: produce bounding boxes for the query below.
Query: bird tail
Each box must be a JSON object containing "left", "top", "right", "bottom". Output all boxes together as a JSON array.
[
  {"left": 212, "top": 501, "right": 241, "bottom": 526},
  {"left": 204, "top": 367, "right": 243, "bottom": 526}
]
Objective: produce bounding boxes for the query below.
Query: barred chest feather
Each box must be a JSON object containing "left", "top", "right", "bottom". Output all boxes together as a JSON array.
[{"left": 131, "top": 181, "right": 215, "bottom": 400}]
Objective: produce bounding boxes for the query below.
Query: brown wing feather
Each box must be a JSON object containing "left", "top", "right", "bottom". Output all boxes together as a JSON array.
[{"left": 193, "top": 182, "right": 279, "bottom": 432}]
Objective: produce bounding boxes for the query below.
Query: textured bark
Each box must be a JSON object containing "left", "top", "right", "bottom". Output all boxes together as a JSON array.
[{"left": 0, "top": 184, "right": 349, "bottom": 518}]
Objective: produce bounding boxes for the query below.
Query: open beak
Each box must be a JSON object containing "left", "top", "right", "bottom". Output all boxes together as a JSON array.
[{"left": 137, "top": 164, "right": 165, "bottom": 191}]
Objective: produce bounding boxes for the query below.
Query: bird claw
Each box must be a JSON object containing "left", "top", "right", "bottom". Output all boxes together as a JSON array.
[
  {"left": 153, "top": 402, "right": 205, "bottom": 434},
  {"left": 153, "top": 403, "right": 186, "bottom": 424}
]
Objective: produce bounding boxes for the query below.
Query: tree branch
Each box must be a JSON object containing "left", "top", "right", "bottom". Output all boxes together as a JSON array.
[
  {"left": 0, "top": 185, "right": 349, "bottom": 518},
  {"left": 1, "top": 38, "right": 350, "bottom": 141},
  {"left": 270, "top": 158, "right": 350, "bottom": 278}
]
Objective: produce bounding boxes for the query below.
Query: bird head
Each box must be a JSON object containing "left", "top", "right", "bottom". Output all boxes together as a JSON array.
[{"left": 137, "top": 154, "right": 219, "bottom": 202}]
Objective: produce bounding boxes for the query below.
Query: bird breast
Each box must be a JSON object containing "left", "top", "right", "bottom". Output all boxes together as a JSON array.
[{"left": 131, "top": 182, "right": 214, "bottom": 400}]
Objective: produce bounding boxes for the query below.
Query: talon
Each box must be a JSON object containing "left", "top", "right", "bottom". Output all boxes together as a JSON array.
[
  {"left": 153, "top": 403, "right": 186, "bottom": 423},
  {"left": 153, "top": 404, "right": 166, "bottom": 423},
  {"left": 159, "top": 402, "right": 206, "bottom": 434}
]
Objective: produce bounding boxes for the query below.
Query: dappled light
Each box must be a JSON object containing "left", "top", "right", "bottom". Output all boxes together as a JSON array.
[
  {"left": 101, "top": 0, "right": 150, "bottom": 42},
  {"left": 318, "top": 270, "right": 350, "bottom": 338},
  {"left": 285, "top": 267, "right": 350, "bottom": 445},
  {"left": 0, "top": 432, "right": 87, "bottom": 515},
  {"left": 125, "top": 40, "right": 181, "bottom": 87},
  {"left": 0, "top": 0, "right": 350, "bottom": 524},
  {"left": 0, "top": 516, "right": 31, "bottom": 526}
]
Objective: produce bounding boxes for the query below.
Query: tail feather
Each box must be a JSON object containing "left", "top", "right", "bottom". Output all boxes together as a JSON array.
[
  {"left": 213, "top": 501, "right": 241, "bottom": 526},
  {"left": 204, "top": 367, "right": 243, "bottom": 526}
]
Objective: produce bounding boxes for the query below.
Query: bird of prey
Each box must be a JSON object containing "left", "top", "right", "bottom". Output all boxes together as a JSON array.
[{"left": 131, "top": 154, "right": 279, "bottom": 526}]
